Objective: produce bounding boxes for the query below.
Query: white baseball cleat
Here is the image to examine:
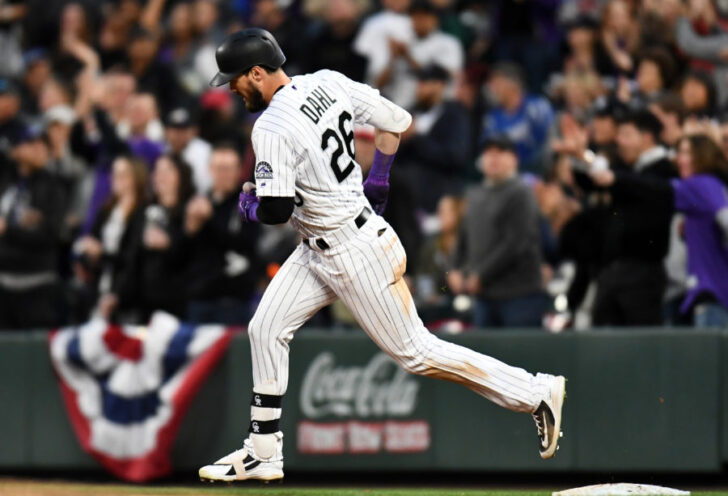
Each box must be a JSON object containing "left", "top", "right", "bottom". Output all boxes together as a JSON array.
[
  {"left": 532, "top": 374, "right": 566, "bottom": 460},
  {"left": 199, "top": 437, "right": 284, "bottom": 483}
]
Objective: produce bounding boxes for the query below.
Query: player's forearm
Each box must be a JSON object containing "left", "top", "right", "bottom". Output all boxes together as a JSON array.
[
  {"left": 363, "top": 130, "right": 400, "bottom": 215},
  {"left": 366, "top": 100, "right": 412, "bottom": 180},
  {"left": 374, "top": 128, "right": 400, "bottom": 155}
]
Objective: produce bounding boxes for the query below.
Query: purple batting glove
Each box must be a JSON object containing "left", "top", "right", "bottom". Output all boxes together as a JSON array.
[
  {"left": 238, "top": 189, "right": 260, "bottom": 223},
  {"left": 363, "top": 150, "right": 395, "bottom": 215},
  {"left": 363, "top": 174, "right": 389, "bottom": 215}
]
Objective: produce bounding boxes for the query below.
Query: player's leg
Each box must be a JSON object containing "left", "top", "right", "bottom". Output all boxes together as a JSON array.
[
  {"left": 199, "top": 244, "right": 337, "bottom": 482},
  {"left": 327, "top": 217, "right": 565, "bottom": 458}
]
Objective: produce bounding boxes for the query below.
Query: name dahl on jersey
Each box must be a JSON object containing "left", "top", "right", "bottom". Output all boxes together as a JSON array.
[{"left": 299, "top": 86, "right": 338, "bottom": 124}]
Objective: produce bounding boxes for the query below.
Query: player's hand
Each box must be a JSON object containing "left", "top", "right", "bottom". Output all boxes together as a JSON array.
[
  {"left": 446, "top": 270, "right": 465, "bottom": 294},
  {"left": 78, "top": 235, "right": 103, "bottom": 261},
  {"left": 465, "top": 273, "right": 481, "bottom": 294},
  {"left": 590, "top": 169, "right": 615, "bottom": 187},
  {"left": 238, "top": 186, "right": 260, "bottom": 223},
  {"left": 243, "top": 181, "right": 257, "bottom": 194},
  {"left": 388, "top": 39, "right": 407, "bottom": 57},
  {"left": 615, "top": 76, "right": 631, "bottom": 103},
  {"left": 552, "top": 113, "right": 588, "bottom": 158},
  {"left": 19, "top": 208, "right": 43, "bottom": 229},
  {"left": 98, "top": 293, "right": 118, "bottom": 320},
  {"left": 362, "top": 174, "right": 389, "bottom": 215},
  {"left": 184, "top": 196, "right": 212, "bottom": 234},
  {"left": 144, "top": 225, "right": 171, "bottom": 250}
]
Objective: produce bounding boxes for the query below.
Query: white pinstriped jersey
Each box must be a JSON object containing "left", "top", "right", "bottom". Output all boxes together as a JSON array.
[
  {"left": 237, "top": 77, "right": 557, "bottom": 468},
  {"left": 252, "top": 70, "right": 380, "bottom": 238}
]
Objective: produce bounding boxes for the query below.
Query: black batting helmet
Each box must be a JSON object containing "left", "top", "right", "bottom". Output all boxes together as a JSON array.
[{"left": 209, "top": 28, "right": 286, "bottom": 87}]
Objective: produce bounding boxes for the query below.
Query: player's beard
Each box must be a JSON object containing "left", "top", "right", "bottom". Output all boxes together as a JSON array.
[{"left": 245, "top": 87, "right": 267, "bottom": 112}]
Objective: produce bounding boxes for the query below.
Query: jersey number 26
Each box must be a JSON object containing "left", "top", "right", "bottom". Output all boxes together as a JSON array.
[{"left": 321, "top": 111, "right": 355, "bottom": 182}]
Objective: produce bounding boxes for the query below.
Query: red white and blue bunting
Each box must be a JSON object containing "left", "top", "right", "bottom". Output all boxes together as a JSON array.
[{"left": 49, "top": 312, "right": 232, "bottom": 481}]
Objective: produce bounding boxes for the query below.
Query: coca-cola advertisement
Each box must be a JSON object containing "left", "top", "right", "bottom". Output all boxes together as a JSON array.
[{"left": 293, "top": 350, "right": 431, "bottom": 456}]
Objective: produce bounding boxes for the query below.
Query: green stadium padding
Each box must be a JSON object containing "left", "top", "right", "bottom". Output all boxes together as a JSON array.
[{"left": 0, "top": 329, "right": 725, "bottom": 473}]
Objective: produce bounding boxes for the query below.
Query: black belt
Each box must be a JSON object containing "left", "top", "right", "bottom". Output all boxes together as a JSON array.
[
  {"left": 304, "top": 207, "right": 371, "bottom": 250},
  {"left": 354, "top": 207, "right": 371, "bottom": 228}
]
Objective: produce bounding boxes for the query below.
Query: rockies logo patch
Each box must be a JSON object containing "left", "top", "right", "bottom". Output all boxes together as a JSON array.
[{"left": 255, "top": 161, "right": 274, "bottom": 179}]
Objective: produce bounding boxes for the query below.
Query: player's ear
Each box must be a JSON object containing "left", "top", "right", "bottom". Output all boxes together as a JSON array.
[{"left": 249, "top": 66, "right": 264, "bottom": 83}]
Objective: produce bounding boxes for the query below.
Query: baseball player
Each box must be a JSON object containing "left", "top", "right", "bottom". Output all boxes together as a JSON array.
[{"left": 198, "top": 28, "right": 566, "bottom": 483}]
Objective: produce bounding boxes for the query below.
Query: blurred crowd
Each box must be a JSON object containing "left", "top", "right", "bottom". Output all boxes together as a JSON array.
[{"left": 2, "top": 0, "right": 728, "bottom": 331}]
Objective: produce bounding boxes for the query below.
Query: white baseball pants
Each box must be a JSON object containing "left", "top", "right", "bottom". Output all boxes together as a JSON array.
[{"left": 248, "top": 212, "right": 547, "bottom": 413}]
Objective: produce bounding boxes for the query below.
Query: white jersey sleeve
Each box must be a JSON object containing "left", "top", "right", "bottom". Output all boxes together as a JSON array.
[
  {"left": 341, "top": 75, "right": 382, "bottom": 124},
  {"left": 251, "top": 129, "right": 297, "bottom": 198},
  {"left": 332, "top": 71, "right": 412, "bottom": 132}
]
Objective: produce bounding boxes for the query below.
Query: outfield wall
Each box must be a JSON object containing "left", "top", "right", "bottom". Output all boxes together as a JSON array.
[{"left": 0, "top": 329, "right": 726, "bottom": 473}]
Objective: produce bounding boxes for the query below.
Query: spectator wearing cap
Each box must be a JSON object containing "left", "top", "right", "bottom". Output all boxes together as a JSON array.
[
  {"left": 564, "top": 110, "right": 677, "bottom": 326},
  {"left": 480, "top": 62, "right": 555, "bottom": 174},
  {"left": 164, "top": 107, "right": 213, "bottom": 193},
  {"left": 448, "top": 137, "right": 546, "bottom": 328},
  {"left": 398, "top": 64, "right": 471, "bottom": 212},
  {"left": 358, "top": 0, "right": 463, "bottom": 109},
  {"left": 0, "top": 125, "right": 65, "bottom": 329}
]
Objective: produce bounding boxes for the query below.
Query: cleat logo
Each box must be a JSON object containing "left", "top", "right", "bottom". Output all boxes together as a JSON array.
[
  {"left": 252, "top": 422, "right": 260, "bottom": 433},
  {"left": 255, "top": 395, "right": 262, "bottom": 406},
  {"left": 541, "top": 425, "right": 551, "bottom": 449}
]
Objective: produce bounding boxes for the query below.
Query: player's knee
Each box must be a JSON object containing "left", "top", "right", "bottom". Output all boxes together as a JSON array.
[
  {"left": 248, "top": 314, "right": 264, "bottom": 345},
  {"left": 248, "top": 313, "right": 284, "bottom": 350},
  {"left": 393, "top": 353, "right": 432, "bottom": 376},
  {"left": 391, "top": 335, "right": 440, "bottom": 376},
  {"left": 398, "top": 357, "right": 424, "bottom": 375}
]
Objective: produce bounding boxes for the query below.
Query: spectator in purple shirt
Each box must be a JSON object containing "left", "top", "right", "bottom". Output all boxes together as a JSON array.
[{"left": 592, "top": 133, "right": 728, "bottom": 327}]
